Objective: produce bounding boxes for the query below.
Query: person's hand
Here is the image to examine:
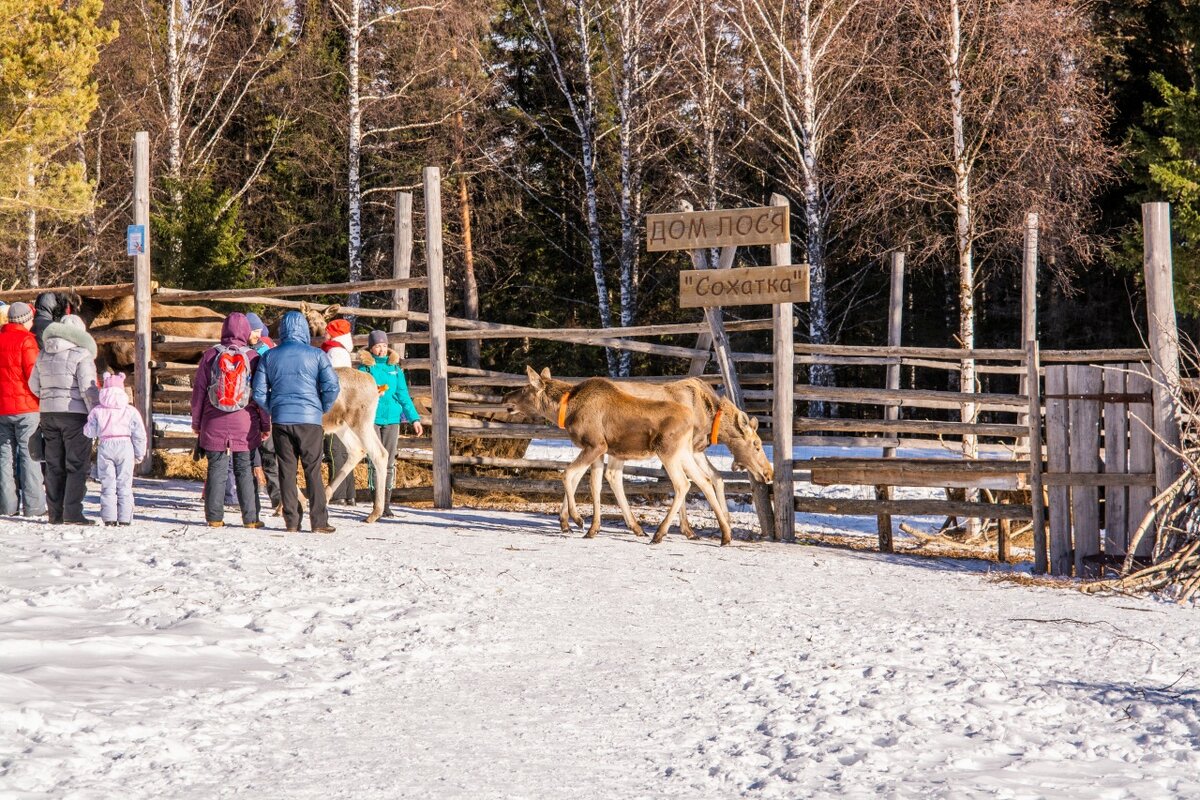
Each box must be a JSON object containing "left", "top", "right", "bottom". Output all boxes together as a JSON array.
[
  {"left": 261, "top": 429, "right": 271, "bottom": 442},
  {"left": 413, "top": 421, "right": 424, "bottom": 436},
  {"left": 192, "top": 426, "right": 200, "bottom": 435}
]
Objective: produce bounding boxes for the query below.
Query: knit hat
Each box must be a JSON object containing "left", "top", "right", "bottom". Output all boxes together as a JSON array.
[
  {"left": 245, "top": 312, "right": 265, "bottom": 333},
  {"left": 326, "top": 319, "right": 351, "bottom": 338},
  {"left": 60, "top": 314, "right": 86, "bottom": 330},
  {"left": 7, "top": 302, "right": 32, "bottom": 324},
  {"left": 103, "top": 372, "right": 126, "bottom": 389},
  {"left": 368, "top": 329, "right": 388, "bottom": 347}
]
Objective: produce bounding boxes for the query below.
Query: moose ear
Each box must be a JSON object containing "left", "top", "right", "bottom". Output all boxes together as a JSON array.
[
  {"left": 749, "top": 416, "right": 759, "bottom": 432},
  {"left": 525, "top": 364, "right": 543, "bottom": 389},
  {"left": 540, "top": 367, "right": 552, "bottom": 381}
]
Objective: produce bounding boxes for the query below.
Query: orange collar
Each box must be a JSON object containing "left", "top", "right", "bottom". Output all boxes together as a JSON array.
[
  {"left": 709, "top": 408, "right": 723, "bottom": 446},
  {"left": 557, "top": 390, "right": 571, "bottom": 429}
]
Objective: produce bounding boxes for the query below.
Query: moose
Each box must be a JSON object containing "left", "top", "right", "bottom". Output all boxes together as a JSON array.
[
  {"left": 507, "top": 366, "right": 747, "bottom": 545},
  {"left": 604, "top": 378, "right": 774, "bottom": 540}
]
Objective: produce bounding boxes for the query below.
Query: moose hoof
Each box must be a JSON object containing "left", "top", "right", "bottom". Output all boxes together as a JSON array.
[
  {"left": 365, "top": 513, "right": 381, "bottom": 524},
  {"left": 559, "top": 519, "right": 571, "bottom": 533},
  {"left": 631, "top": 525, "right": 646, "bottom": 537},
  {"left": 583, "top": 529, "right": 599, "bottom": 539}
]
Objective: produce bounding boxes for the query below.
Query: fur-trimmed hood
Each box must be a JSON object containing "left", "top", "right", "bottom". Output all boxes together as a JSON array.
[
  {"left": 42, "top": 320, "right": 97, "bottom": 357},
  {"left": 357, "top": 347, "right": 400, "bottom": 367}
]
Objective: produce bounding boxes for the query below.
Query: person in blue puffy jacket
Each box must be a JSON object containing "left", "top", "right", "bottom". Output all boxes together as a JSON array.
[{"left": 251, "top": 310, "right": 340, "bottom": 534}]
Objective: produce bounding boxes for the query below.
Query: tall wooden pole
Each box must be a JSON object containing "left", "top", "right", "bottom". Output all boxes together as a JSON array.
[
  {"left": 876, "top": 250, "right": 904, "bottom": 552},
  {"left": 1018, "top": 212, "right": 1039, "bottom": 429},
  {"left": 1142, "top": 202, "right": 1183, "bottom": 499},
  {"left": 392, "top": 191, "right": 413, "bottom": 358},
  {"left": 771, "top": 193, "right": 795, "bottom": 543},
  {"left": 425, "top": 168, "right": 452, "bottom": 508},
  {"left": 133, "top": 131, "right": 153, "bottom": 476}
]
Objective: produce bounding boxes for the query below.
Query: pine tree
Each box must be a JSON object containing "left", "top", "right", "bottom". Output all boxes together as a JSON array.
[
  {"left": 1130, "top": 74, "right": 1200, "bottom": 311},
  {"left": 0, "top": 0, "right": 116, "bottom": 264}
]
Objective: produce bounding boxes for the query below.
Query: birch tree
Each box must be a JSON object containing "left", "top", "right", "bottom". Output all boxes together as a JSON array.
[
  {"left": 857, "top": 0, "right": 1113, "bottom": 460},
  {"left": 524, "top": 0, "right": 617, "bottom": 375},
  {"left": 330, "top": 0, "right": 444, "bottom": 309},
  {"left": 735, "top": 0, "right": 882, "bottom": 401}
]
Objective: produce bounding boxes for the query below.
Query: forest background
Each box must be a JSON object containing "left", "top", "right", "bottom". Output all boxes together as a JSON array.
[{"left": 1, "top": 0, "right": 1197, "bottom": 390}]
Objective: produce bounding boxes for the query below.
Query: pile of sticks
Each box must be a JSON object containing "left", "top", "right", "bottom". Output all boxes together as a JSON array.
[{"left": 1084, "top": 470, "right": 1200, "bottom": 600}]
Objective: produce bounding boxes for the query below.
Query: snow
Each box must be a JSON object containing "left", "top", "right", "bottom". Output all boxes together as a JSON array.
[{"left": 3, "top": 459, "right": 1199, "bottom": 797}]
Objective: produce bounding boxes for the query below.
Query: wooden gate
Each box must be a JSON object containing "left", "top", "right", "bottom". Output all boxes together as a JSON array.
[{"left": 1043, "top": 363, "right": 1157, "bottom": 577}]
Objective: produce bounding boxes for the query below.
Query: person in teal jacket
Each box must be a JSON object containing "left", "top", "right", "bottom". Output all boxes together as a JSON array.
[{"left": 358, "top": 330, "right": 423, "bottom": 517}]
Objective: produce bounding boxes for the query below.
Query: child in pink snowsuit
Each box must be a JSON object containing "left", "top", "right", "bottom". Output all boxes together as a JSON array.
[{"left": 84, "top": 373, "right": 147, "bottom": 526}]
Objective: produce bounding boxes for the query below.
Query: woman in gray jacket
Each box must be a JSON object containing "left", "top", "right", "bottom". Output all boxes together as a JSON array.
[{"left": 30, "top": 315, "right": 99, "bottom": 525}]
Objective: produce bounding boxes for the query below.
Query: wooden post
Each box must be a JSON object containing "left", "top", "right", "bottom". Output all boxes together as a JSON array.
[
  {"left": 687, "top": 245, "right": 735, "bottom": 376},
  {"left": 1019, "top": 213, "right": 1038, "bottom": 428},
  {"left": 425, "top": 167, "right": 452, "bottom": 508},
  {"left": 876, "top": 250, "right": 904, "bottom": 552},
  {"left": 771, "top": 192, "right": 795, "bottom": 543},
  {"left": 1045, "top": 365, "right": 1072, "bottom": 576},
  {"left": 1026, "top": 340, "right": 1047, "bottom": 573},
  {"left": 1142, "top": 202, "right": 1183, "bottom": 498},
  {"left": 133, "top": 131, "right": 153, "bottom": 476},
  {"left": 392, "top": 191, "right": 413, "bottom": 357}
]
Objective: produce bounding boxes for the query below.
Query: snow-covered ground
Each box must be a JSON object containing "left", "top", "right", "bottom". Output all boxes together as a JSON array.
[{"left": 3, "top": 468, "right": 1199, "bottom": 798}]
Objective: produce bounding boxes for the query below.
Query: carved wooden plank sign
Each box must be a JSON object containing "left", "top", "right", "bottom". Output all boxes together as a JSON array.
[
  {"left": 680, "top": 264, "right": 809, "bottom": 308},
  {"left": 647, "top": 205, "right": 789, "bottom": 252}
]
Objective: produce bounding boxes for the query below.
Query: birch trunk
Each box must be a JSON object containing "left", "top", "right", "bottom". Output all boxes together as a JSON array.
[
  {"left": 575, "top": 1, "right": 616, "bottom": 376},
  {"left": 166, "top": 0, "right": 184, "bottom": 272},
  {"left": 949, "top": 0, "right": 977, "bottom": 463},
  {"left": 798, "top": 1, "right": 833, "bottom": 414},
  {"left": 346, "top": 0, "right": 364, "bottom": 310},
  {"left": 614, "top": 0, "right": 642, "bottom": 377},
  {"left": 25, "top": 206, "right": 38, "bottom": 288}
]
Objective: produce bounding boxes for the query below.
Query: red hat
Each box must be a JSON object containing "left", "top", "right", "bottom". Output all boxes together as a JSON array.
[{"left": 325, "top": 319, "right": 351, "bottom": 337}]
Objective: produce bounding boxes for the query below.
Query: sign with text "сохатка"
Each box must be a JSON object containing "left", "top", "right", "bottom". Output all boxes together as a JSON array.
[{"left": 680, "top": 264, "right": 810, "bottom": 308}]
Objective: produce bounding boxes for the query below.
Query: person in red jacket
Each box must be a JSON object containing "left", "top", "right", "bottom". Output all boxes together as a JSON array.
[{"left": 0, "top": 302, "right": 46, "bottom": 517}]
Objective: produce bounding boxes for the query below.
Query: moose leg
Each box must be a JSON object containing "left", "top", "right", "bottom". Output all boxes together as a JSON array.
[
  {"left": 561, "top": 445, "right": 603, "bottom": 532},
  {"left": 326, "top": 428, "right": 365, "bottom": 507},
  {"left": 359, "top": 424, "right": 390, "bottom": 525},
  {"left": 604, "top": 457, "right": 645, "bottom": 537},
  {"left": 651, "top": 451, "right": 693, "bottom": 545},
  {"left": 682, "top": 450, "right": 733, "bottom": 545},
  {"left": 585, "top": 460, "right": 604, "bottom": 538}
]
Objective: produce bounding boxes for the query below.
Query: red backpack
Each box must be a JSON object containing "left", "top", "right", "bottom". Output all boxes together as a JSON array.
[{"left": 208, "top": 345, "right": 253, "bottom": 412}]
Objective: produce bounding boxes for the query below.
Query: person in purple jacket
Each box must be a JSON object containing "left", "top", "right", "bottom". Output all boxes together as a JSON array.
[{"left": 191, "top": 312, "right": 271, "bottom": 529}]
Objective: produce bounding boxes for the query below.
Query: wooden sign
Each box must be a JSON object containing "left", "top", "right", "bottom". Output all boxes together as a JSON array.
[
  {"left": 647, "top": 205, "right": 789, "bottom": 252},
  {"left": 680, "top": 264, "right": 809, "bottom": 308}
]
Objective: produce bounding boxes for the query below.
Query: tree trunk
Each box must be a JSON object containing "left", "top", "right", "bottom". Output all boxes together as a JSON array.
[
  {"left": 614, "top": 0, "right": 642, "bottom": 377},
  {"left": 346, "top": 0, "right": 364, "bottom": 311},
  {"left": 77, "top": 135, "right": 99, "bottom": 281},
  {"left": 25, "top": 206, "right": 38, "bottom": 288},
  {"left": 949, "top": 0, "right": 976, "bottom": 461},
  {"left": 575, "top": 2, "right": 616, "bottom": 375},
  {"left": 166, "top": 0, "right": 184, "bottom": 273},
  {"left": 799, "top": 1, "right": 833, "bottom": 413},
  {"left": 456, "top": 129, "right": 480, "bottom": 369}
]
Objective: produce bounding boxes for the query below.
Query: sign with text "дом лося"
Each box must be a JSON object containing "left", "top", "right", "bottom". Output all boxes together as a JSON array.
[
  {"left": 645, "top": 205, "right": 789, "bottom": 252},
  {"left": 679, "top": 264, "right": 810, "bottom": 308}
]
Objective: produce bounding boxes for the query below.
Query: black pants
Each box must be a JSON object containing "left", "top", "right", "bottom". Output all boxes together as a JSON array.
[
  {"left": 41, "top": 412, "right": 91, "bottom": 523},
  {"left": 257, "top": 435, "right": 282, "bottom": 508},
  {"left": 275, "top": 423, "right": 328, "bottom": 531},
  {"left": 325, "top": 434, "right": 355, "bottom": 503},
  {"left": 205, "top": 449, "right": 258, "bottom": 525}
]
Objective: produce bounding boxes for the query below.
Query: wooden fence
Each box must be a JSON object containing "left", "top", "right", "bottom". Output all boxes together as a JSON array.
[{"left": 0, "top": 159, "right": 1183, "bottom": 581}]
